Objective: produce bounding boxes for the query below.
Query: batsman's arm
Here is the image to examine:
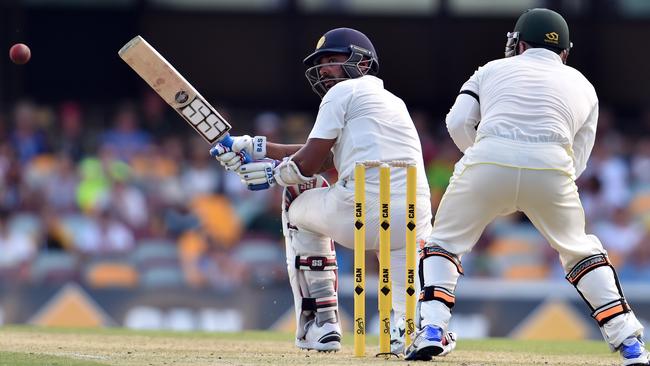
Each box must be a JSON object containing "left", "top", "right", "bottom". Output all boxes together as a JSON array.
[
  {"left": 265, "top": 143, "right": 304, "bottom": 160},
  {"left": 290, "top": 138, "right": 336, "bottom": 177},
  {"left": 265, "top": 140, "right": 334, "bottom": 175},
  {"left": 318, "top": 152, "right": 335, "bottom": 173},
  {"left": 221, "top": 138, "right": 334, "bottom": 191}
]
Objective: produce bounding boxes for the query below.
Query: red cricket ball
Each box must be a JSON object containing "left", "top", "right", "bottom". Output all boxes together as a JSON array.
[{"left": 9, "top": 43, "right": 31, "bottom": 65}]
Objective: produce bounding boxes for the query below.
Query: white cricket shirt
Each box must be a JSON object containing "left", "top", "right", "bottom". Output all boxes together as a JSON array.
[
  {"left": 308, "top": 75, "right": 429, "bottom": 196},
  {"left": 447, "top": 48, "right": 598, "bottom": 179}
]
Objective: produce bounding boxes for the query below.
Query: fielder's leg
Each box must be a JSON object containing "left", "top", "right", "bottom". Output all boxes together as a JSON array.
[
  {"left": 518, "top": 169, "right": 648, "bottom": 365},
  {"left": 406, "top": 163, "right": 519, "bottom": 360}
]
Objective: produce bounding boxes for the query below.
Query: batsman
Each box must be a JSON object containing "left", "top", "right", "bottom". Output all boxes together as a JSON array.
[{"left": 210, "top": 28, "right": 455, "bottom": 354}]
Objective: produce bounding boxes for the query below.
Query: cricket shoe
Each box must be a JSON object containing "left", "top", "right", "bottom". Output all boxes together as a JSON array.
[
  {"left": 295, "top": 319, "right": 341, "bottom": 352},
  {"left": 390, "top": 317, "right": 407, "bottom": 355},
  {"left": 390, "top": 323, "right": 406, "bottom": 355},
  {"left": 619, "top": 336, "right": 650, "bottom": 366},
  {"left": 404, "top": 325, "right": 457, "bottom": 361}
]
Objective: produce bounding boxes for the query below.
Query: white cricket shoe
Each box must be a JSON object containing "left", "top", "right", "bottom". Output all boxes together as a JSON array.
[
  {"left": 390, "top": 323, "right": 406, "bottom": 355},
  {"left": 619, "top": 336, "right": 650, "bottom": 366},
  {"left": 295, "top": 319, "right": 341, "bottom": 352},
  {"left": 404, "top": 325, "right": 457, "bottom": 361}
]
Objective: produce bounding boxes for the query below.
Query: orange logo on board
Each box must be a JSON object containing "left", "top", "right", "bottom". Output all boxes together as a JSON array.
[{"left": 544, "top": 32, "right": 559, "bottom": 45}]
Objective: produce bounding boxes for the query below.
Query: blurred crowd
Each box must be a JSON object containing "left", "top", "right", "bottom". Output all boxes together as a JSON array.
[{"left": 1, "top": 92, "right": 649, "bottom": 291}]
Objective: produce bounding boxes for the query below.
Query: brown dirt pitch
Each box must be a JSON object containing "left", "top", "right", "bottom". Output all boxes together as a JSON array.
[{"left": 0, "top": 326, "right": 622, "bottom": 366}]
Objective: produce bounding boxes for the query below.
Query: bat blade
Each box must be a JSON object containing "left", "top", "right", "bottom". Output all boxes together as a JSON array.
[{"left": 118, "top": 35, "right": 231, "bottom": 144}]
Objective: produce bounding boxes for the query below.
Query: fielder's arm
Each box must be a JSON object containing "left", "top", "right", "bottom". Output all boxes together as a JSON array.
[
  {"left": 572, "top": 102, "right": 598, "bottom": 179},
  {"left": 446, "top": 93, "right": 480, "bottom": 153}
]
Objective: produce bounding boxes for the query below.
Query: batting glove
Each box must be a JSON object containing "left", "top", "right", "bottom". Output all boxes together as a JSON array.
[
  {"left": 237, "top": 159, "right": 279, "bottom": 191},
  {"left": 209, "top": 135, "right": 266, "bottom": 172}
]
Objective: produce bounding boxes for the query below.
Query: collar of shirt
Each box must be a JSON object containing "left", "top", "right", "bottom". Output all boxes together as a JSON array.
[
  {"left": 360, "top": 74, "right": 384, "bottom": 88},
  {"left": 520, "top": 48, "right": 563, "bottom": 63}
]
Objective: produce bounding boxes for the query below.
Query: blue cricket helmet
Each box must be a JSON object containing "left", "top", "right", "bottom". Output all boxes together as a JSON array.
[
  {"left": 303, "top": 27, "right": 379, "bottom": 73},
  {"left": 303, "top": 28, "right": 379, "bottom": 98}
]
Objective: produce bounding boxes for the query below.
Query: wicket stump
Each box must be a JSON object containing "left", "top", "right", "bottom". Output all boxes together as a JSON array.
[{"left": 353, "top": 160, "right": 417, "bottom": 357}]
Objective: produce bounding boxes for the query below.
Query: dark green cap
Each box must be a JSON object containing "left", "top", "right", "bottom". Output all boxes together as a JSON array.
[{"left": 514, "top": 8, "right": 571, "bottom": 50}]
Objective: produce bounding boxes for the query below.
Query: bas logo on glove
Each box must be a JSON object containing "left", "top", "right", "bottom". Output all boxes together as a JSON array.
[
  {"left": 264, "top": 163, "right": 276, "bottom": 186},
  {"left": 238, "top": 159, "right": 279, "bottom": 191},
  {"left": 255, "top": 137, "right": 266, "bottom": 156}
]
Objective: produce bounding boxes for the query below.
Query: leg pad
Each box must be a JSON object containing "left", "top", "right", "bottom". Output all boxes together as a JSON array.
[{"left": 420, "top": 286, "right": 456, "bottom": 309}]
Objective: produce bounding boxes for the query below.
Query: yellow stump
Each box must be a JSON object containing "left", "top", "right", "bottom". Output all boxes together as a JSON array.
[
  {"left": 353, "top": 163, "right": 366, "bottom": 357},
  {"left": 405, "top": 165, "right": 417, "bottom": 347},
  {"left": 378, "top": 164, "right": 392, "bottom": 355}
]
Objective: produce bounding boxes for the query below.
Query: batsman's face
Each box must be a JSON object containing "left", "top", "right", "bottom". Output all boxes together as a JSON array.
[{"left": 316, "top": 54, "right": 348, "bottom": 88}]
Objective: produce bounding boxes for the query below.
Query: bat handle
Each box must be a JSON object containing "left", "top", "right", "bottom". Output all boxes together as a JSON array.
[{"left": 219, "top": 133, "right": 271, "bottom": 191}]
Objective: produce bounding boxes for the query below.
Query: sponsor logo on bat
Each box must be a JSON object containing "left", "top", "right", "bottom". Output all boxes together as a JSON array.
[
  {"left": 179, "top": 97, "right": 229, "bottom": 143},
  {"left": 175, "top": 90, "right": 189, "bottom": 104}
]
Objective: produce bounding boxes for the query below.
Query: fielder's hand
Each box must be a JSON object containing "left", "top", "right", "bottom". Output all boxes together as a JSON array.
[
  {"left": 237, "top": 159, "right": 279, "bottom": 191},
  {"left": 209, "top": 135, "right": 267, "bottom": 171}
]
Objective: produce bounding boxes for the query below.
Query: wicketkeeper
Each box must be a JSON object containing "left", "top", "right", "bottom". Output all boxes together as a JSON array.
[{"left": 405, "top": 8, "right": 649, "bottom": 366}]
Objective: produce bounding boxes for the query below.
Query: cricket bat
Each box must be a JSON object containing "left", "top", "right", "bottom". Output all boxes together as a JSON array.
[{"left": 118, "top": 35, "right": 249, "bottom": 158}]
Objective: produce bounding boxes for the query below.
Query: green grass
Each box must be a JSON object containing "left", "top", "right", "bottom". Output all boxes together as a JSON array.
[{"left": 0, "top": 325, "right": 621, "bottom": 366}]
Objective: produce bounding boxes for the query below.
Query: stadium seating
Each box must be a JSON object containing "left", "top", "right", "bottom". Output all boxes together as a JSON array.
[
  {"left": 8, "top": 212, "right": 42, "bottom": 238},
  {"left": 139, "top": 266, "right": 185, "bottom": 288},
  {"left": 231, "top": 238, "right": 286, "bottom": 285},
  {"left": 131, "top": 239, "right": 178, "bottom": 269},
  {"left": 84, "top": 261, "right": 139, "bottom": 288},
  {"left": 190, "top": 194, "right": 242, "bottom": 247},
  {"left": 59, "top": 213, "right": 95, "bottom": 249},
  {"left": 487, "top": 237, "right": 548, "bottom": 280},
  {"left": 30, "top": 251, "right": 78, "bottom": 284},
  {"left": 131, "top": 239, "right": 185, "bottom": 288},
  {"left": 629, "top": 190, "right": 650, "bottom": 216}
]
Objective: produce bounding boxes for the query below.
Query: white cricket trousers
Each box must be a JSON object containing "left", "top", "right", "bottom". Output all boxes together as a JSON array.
[
  {"left": 288, "top": 182, "right": 433, "bottom": 319},
  {"left": 421, "top": 162, "right": 643, "bottom": 348},
  {"left": 432, "top": 163, "right": 603, "bottom": 268}
]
